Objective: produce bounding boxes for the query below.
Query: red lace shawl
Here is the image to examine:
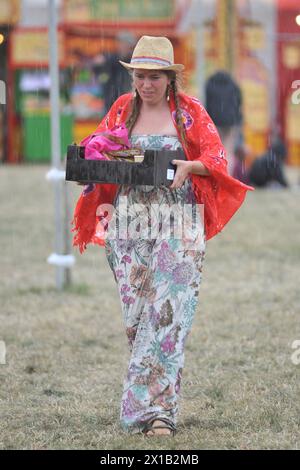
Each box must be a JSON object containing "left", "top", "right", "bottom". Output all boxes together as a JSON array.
[{"left": 72, "top": 92, "right": 254, "bottom": 253}]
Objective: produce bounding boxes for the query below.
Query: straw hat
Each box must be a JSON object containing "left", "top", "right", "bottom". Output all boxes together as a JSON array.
[{"left": 119, "top": 35, "right": 184, "bottom": 72}]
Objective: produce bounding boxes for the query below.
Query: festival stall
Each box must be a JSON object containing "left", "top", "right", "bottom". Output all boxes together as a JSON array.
[
  {"left": 6, "top": 0, "right": 193, "bottom": 162},
  {"left": 60, "top": 0, "right": 195, "bottom": 145},
  {"left": 8, "top": 27, "right": 73, "bottom": 163},
  {"left": 203, "top": 0, "right": 272, "bottom": 164},
  {"left": 277, "top": 0, "right": 300, "bottom": 166},
  {"left": 0, "top": 0, "right": 20, "bottom": 163}
]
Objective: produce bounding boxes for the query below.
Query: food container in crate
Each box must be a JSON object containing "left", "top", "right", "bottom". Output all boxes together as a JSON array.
[{"left": 65, "top": 144, "right": 186, "bottom": 186}]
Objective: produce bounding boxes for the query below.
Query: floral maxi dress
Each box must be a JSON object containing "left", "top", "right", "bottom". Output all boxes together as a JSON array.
[{"left": 104, "top": 134, "right": 206, "bottom": 434}]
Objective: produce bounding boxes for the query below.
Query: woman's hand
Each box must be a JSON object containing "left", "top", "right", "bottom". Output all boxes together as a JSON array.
[
  {"left": 169, "top": 160, "right": 192, "bottom": 189},
  {"left": 169, "top": 159, "right": 211, "bottom": 189}
]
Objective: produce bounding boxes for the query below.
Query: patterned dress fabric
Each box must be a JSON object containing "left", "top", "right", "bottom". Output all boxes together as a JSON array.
[{"left": 105, "top": 134, "right": 206, "bottom": 434}]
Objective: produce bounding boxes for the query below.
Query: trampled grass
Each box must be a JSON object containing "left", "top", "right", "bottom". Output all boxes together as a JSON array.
[{"left": 0, "top": 164, "right": 299, "bottom": 450}]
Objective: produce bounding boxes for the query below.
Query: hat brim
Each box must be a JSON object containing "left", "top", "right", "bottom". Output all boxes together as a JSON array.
[{"left": 119, "top": 60, "right": 184, "bottom": 73}]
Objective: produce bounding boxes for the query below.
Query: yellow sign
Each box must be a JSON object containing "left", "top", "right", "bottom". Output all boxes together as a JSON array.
[
  {"left": 0, "top": 0, "right": 20, "bottom": 24},
  {"left": 286, "top": 99, "right": 300, "bottom": 142},
  {"left": 241, "top": 79, "right": 269, "bottom": 132},
  {"left": 12, "top": 30, "right": 65, "bottom": 66},
  {"left": 283, "top": 44, "right": 300, "bottom": 70},
  {"left": 216, "top": 0, "right": 227, "bottom": 70}
]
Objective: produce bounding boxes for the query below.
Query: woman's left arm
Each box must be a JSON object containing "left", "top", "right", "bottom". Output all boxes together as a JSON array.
[
  {"left": 169, "top": 160, "right": 209, "bottom": 189},
  {"left": 188, "top": 160, "right": 210, "bottom": 176}
]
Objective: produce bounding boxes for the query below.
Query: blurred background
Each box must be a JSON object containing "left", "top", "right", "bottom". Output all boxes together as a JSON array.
[{"left": 0, "top": 0, "right": 299, "bottom": 169}]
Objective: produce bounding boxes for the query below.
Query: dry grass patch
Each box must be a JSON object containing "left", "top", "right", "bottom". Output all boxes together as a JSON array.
[{"left": 0, "top": 164, "right": 299, "bottom": 449}]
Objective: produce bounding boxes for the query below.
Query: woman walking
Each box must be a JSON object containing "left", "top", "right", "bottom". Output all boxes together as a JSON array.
[{"left": 72, "top": 36, "right": 254, "bottom": 437}]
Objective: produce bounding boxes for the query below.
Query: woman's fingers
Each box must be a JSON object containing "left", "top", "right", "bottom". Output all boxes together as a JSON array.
[
  {"left": 171, "top": 160, "right": 189, "bottom": 189},
  {"left": 169, "top": 179, "right": 183, "bottom": 189}
]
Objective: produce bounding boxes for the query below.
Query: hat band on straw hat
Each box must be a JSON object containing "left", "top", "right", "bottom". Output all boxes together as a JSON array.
[{"left": 131, "top": 56, "right": 172, "bottom": 67}]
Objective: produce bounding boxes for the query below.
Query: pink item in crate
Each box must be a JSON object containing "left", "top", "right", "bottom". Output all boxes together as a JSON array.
[{"left": 81, "top": 124, "right": 131, "bottom": 161}]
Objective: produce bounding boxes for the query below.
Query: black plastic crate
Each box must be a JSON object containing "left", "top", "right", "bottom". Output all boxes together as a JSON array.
[{"left": 65, "top": 144, "right": 186, "bottom": 186}]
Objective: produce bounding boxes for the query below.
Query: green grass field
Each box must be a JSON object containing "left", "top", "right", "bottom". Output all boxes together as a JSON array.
[{"left": 0, "top": 164, "right": 299, "bottom": 450}]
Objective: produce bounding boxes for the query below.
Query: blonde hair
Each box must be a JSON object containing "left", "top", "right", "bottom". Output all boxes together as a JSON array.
[{"left": 126, "top": 71, "right": 187, "bottom": 146}]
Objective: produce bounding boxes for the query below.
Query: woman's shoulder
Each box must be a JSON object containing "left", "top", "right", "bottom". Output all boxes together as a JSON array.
[
  {"left": 104, "top": 93, "right": 133, "bottom": 124},
  {"left": 112, "top": 92, "right": 133, "bottom": 108}
]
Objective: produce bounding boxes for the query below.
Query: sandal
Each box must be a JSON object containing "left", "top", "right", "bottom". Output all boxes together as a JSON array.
[{"left": 142, "top": 417, "right": 177, "bottom": 437}]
